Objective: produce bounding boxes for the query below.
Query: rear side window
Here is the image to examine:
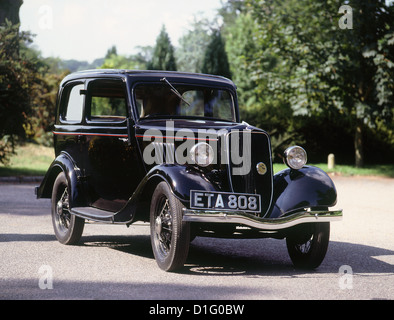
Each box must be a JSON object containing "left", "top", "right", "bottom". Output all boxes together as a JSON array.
[
  {"left": 64, "top": 83, "right": 84, "bottom": 122},
  {"left": 87, "top": 80, "right": 127, "bottom": 122}
]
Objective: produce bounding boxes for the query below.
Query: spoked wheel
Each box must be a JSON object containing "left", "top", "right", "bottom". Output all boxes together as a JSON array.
[
  {"left": 51, "top": 172, "right": 84, "bottom": 245},
  {"left": 150, "top": 182, "right": 190, "bottom": 272},
  {"left": 286, "top": 222, "right": 330, "bottom": 269}
]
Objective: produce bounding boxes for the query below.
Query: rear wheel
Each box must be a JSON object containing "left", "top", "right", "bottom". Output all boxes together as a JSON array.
[
  {"left": 150, "top": 181, "right": 190, "bottom": 271},
  {"left": 286, "top": 222, "right": 330, "bottom": 269},
  {"left": 51, "top": 172, "right": 84, "bottom": 245}
]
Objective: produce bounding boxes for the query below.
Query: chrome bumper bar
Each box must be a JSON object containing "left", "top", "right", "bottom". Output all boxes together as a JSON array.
[{"left": 183, "top": 208, "right": 342, "bottom": 231}]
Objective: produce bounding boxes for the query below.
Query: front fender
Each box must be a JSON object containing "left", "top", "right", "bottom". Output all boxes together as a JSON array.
[
  {"left": 269, "top": 166, "right": 338, "bottom": 218},
  {"left": 145, "top": 164, "right": 217, "bottom": 203},
  {"left": 100, "top": 164, "right": 219, "bottom": 224},
  {"left": 35, "top": 152, "right": 86, "bottom": 207}
]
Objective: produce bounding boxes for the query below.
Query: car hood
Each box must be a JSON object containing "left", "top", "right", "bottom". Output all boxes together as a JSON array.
[{"left": 135, "top": 118, "right": 262, "bottom": 135}]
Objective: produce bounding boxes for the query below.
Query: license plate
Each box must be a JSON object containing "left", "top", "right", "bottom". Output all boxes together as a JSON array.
[{"left": 190, "top": 190, "right": 261, "bottom": 213}]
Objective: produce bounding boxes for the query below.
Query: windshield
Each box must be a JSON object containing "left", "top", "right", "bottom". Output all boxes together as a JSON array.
[{"left": 134, "top": 83, "right": 236, "bottom": 122}]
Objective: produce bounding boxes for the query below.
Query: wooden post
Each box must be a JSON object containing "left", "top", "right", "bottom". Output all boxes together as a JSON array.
[{"left": 328, "top": 153, "right": 335, "bottom": 170}]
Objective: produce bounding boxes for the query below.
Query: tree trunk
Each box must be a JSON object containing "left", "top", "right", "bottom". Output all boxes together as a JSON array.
[
  {"left": 0, "top": 0, "right": 23, "bottom": 25},
  {"left": 354, "top": 122, "right": 364, "bottom": 168}
]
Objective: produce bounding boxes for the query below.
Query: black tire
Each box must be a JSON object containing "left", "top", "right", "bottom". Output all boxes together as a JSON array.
[
  {"left": 51, "top": 172, "right": 84, "bottom": 245},
  {"left": 150, "top": 181, "right": 190, "bottom": 271},
  {"left": 286, "top": 222, "right": 330, "bottom": 269}
]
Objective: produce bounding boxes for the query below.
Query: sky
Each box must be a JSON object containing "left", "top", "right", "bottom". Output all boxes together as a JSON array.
[{"left": 20, "top": 0, "right": 223, "bottom": 63}]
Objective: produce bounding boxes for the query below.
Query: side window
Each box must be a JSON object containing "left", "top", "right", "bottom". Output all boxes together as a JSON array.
[
  {"left": 64, "top": 83, "right": 84, "bottom": 122},
  {"left": 87, "top": 80, "right": 127, "bottom": 122}
]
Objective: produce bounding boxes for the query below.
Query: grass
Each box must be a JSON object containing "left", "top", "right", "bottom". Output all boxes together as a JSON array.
[
  {"left": 0, "top": 143, "right": 54, "bottom": 177},
  {"left": 1, "top": 143, "right": 393, "bottom": 178},
  {"left": 273, "top": 163, "right": 394, "bottom": 178}
]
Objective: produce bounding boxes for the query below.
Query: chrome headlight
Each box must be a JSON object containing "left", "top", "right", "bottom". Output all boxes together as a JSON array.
[
  {"left": 190, "top": 142, "right": 214, "bottom": 167},
  {"left": 284, "top": 146, "right": 307, "bottom": 170}
]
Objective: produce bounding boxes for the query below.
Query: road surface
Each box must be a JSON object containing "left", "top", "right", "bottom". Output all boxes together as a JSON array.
[{"left": 0, "top": 175, "right": 393, "bottom": 300}]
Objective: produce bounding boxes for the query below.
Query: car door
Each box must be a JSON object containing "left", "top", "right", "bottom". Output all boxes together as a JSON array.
[
  {"left": 83, "top": 78, "right": 144, "bottom": 212},
  {"left": 54, "top": 79, "right": 86, "bottom": 177}
]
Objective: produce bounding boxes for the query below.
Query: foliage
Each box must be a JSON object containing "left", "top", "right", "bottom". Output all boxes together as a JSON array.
[
  {"left": 105, "top": 45, "right": 118, "bottom": 59},
  {"left": 176, "top": 16, "right": 212, "bottom": 73},
  {"left": 220, "top": 6, "right": 297, "bottom": 159},
  {"left": 101, "top": 53, "right": 147, "bottom": 70},
  {"left": 224, "top": 12, "right": 258, "bottom": 106},
  {"left": 147, "top": 26, "right": 177, "bottom": 71},
  {"left": 100, "top": 45, "right": 152, "bottom": 70},
  {"left": 201, "top": 30, "right": 231, "bottom": 79},
  {"left": 2, "top": 1, "right": 393, "bottom": 169},
  {"left": 245, "top": 0, "right": 394, "bottom": 167},
  {"left": 20, "top": 44, "right": 68, "bottom": 147},
  {"left": 0, "top": 20, "right": 42, "bottom": 164}
]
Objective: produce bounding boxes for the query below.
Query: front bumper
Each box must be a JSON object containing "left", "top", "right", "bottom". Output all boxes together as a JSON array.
[{"left": 183, "top": 208, "right": 342, "bottom": 231}]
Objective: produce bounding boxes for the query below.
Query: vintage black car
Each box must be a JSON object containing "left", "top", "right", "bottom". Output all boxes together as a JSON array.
[{"left": 36, "top": 69, "right": 342, "bottom": 271}]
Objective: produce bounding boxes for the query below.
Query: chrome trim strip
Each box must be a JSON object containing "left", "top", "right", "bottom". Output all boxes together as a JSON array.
[
  {"left": 53, "top": 131, "right": 128, "bottom": 138},
  {"left": 183, "top": 208, "right": 342, "bottom": 231}
]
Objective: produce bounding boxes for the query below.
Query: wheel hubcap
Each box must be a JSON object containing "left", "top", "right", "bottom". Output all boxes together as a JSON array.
[
  {"left": 155, "top": 216, "right": 162, "bottom": 237},
  {"left": 296, "top": 238, "right": 313, "bottom": 254},
  {"left": 154, "top": 199, "right": 172, "bottom": 255},
  {"left": 57, "top": 200, "right": 63, "bottom": 215},
  {"left": 56, "top": 187, "right": 70, "bottom": 231}
]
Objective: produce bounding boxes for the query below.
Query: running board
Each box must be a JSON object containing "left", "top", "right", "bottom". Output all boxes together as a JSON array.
[{"left": 71, "top": 207, "right": 115, "bottom": 223}]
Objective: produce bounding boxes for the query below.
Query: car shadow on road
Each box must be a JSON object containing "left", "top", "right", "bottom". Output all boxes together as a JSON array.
[
  {"left": 0, "top": 233, "right": 56, "bottom": 242},
  {"left": 186, "top": 238, "right": 394, "bottom": 277},
  {"left": 2, "top": 232, "right": 392, "bottom": 277},
  {"left": 81, "top": 234, "right": 155, "bottom": 260},
  {"left": 77, "top": 234, "right": 394, "bottom": 277}
]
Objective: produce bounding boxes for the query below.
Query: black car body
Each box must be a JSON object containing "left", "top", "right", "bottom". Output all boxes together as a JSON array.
[{"left": 36, "top": 70, "right": 342, "bottom": 271}]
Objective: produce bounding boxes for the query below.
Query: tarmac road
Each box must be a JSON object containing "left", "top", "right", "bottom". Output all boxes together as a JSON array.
[{"left": 0, "top": 175, "right": 393, "bottom": 301}]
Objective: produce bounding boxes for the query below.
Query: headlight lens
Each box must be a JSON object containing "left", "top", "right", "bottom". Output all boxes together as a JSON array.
[
  {"left": 190, "top": 142, "right": 214, "bottom": 167},
  {"left": 284, "top": 146, "right": 307, "bottom": 170}
]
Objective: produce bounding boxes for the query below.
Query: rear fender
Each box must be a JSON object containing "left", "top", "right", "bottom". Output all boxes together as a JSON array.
[
  {"left": 36, "top": 152, "right": 86, "bottom": 207},
  {"left": 269, "top": 166, "right": 337, "bottom": 218}
]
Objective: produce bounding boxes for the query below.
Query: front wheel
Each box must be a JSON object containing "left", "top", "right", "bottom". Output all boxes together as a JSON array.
[
  {"left": 51, "top": 172, "right": 85, "bottom": 245},
  {"left": 286, "top": 222, "right": 330, "bottom": 269},
  {"left": 150, "top": 181, "right": 190, "bottom": 272}
]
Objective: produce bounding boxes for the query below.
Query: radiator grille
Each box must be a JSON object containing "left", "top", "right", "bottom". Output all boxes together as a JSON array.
[{"left": 227, "top": 131, "right": 273, "bottom": 217}]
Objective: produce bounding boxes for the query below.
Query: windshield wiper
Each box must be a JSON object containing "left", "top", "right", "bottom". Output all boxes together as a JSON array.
[{"left": 160, "top": 77, "right": 191, "bottom": 107}]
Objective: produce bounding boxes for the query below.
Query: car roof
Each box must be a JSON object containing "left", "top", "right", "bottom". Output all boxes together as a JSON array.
[{"left": 61, "top": 69, "right": 235, "bottom": 88}]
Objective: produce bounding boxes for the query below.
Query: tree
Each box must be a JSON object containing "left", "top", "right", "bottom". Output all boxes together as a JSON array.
[
  {"left": 176, "top": 16, "right": 212, "bottom": 73},
  {"left": 218, "top": 0, "right": 247, "bottom": 34},
  {"left": 201, "top": 30, "right": 231, "bottom": 79},
  {"left": 0, "top": 21, "right": 41, "bottom": 163},
  {"left": 224, "top": 12, "right": 258, "bottom": 106},
  {"left": 247, "top": 0, "right": 394, "bottom": 167},
  {"left": 19, "top": 45, "right": 67, "bottom": 146},
  {"left": 147, "top": 26, "right": 177, "bottom": 71},
  {"left": 0, "top": 0, "right": 23, "bottom": 25},
  {"left": 105, "top": 45, "right": 117, "bottom": 59},
  {"left": 101, "top": 53, "right": 146, "bottom": 70},
  {"left": 101, "top": 45, "right": 151, "bottom": 70}
]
